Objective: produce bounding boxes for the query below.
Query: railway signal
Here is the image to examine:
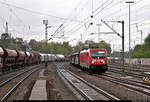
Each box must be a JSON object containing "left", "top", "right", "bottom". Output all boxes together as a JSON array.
[{"left": 43, "top": 20, "right": 53, "bottom": 70}]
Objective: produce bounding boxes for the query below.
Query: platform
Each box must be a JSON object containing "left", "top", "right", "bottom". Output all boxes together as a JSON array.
[{"left": 29, "top": 80, "right": 47, "bottom": 100}]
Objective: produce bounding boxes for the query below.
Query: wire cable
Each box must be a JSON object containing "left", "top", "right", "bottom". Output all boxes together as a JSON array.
[{"left": 0, "top": 1, "right": 81, "bottom": 23}]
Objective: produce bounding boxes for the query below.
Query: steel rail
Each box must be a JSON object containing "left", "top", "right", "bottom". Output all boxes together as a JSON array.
[
  {"left": 0, "top": 67, "right": 40, "bottom": 102},
  {"left": 0, "top": 65, "right": 40, "bottom": 87},
  {"left": 108, "top": 68, "right": 144, "bottom": 78},
  {"left": 67, "top": 70, "right": 120, "bottom": 100},
  {"left": 95, "top": 74, "right": 150, "bottom": 97},
  {"left": 0, "top": 65, "right": 39, "bottom": 76},
  {"left": 103, "top": 74, "right": 150, "bottom": 88},
  {"left": 104, "top": 74, "right": 150, "bottom": 86},
  {"left": 68, "top": 62, "right": 150, "bottom": 98},
  {"left": 57, "top": 69, "right": 93, "bottom": 100},
  {"left": 109, "top": 64, "right": 149, "bottom": 72},
  {"left": 109, "top": 63, "right": 150, "bottom": 70},
  {"left": 56, "top": 63, "right": 120, "bottom": 100}
]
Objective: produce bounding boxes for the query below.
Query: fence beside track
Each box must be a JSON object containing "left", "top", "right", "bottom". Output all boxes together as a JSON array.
[{"left": 108, "top": 57, "right": 150, "bottom": 66}]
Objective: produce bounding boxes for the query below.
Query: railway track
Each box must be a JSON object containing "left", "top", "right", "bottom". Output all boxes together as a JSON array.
[
  {"left": 0, "top": 64, "right": 39, "bottom": 76},
  {"left": 65, "top": 62, "right": 150, "bottom": 100},
  {"left": 0, "top": 64, "right": 42, "bottom": 102},
  {"left": 68, "top": 62, "right": 146, "bottom": 79},
  {"left": 94, "top": 74, "right": 150, "bottom": 98},
  {"left": 0, "top": 64, "right": 40, "bottom": 87},
  {"left": 108, "top": 66, "right": 146, "bottom": 78},
  {"left": 0, "top": 65, "right": 40, "bottom": 84},
  {"left": 109, "top": 64, "right": 149, "bottom": 72},
  {"left": 56, "top": 63, "right": 120, "bottom": 100},
  {"left": 109, "top": 63, "right": 150, "bottom": 71}
]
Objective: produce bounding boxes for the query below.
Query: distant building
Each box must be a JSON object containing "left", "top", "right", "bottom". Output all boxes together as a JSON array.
[
  {"left": 16, "top": 37, "right": 23, "bottom": 43},
  {"left": 29, "top": 39, "right": 37, "bottom": 46}
]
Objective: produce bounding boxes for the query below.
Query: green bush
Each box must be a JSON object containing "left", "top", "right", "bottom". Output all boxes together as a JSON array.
[{"left": 132, "top": 34, "right": 150, "bottom": 58}]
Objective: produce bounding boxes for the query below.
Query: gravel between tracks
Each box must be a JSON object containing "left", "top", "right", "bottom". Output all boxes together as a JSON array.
[
  {"left": 64, "top": 62, "right": 150, "bottom": 101},
  {"left": 0, "top": 65, "right": 38, "bottom": 84},
  {"left": 46, "top": 62, "right": 77, "bottom": 100},
  {"left": 6, "top": 64, "right": 43, "bottom": 100},
  {"left": 3, "top": 62, "right": 150, "bottom": 100},
  {"left": 1, "top": 62, "right": 78, "bottom": 100}
]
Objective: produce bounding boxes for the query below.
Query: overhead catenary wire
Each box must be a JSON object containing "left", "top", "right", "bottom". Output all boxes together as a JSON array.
[
  {"left": 3, "top": 0, "right": 25, "bottom": 25},
  {"left": 66, "top": 0, "right": 84, "bottom": 19},
  {"left": 87, "top": 0, "right": 143, "bottom": 28},
  {"left": 61, "top": 0, "right": 89, "bottom": 31},
  {"left": 64, "top": 0, "right": 111, "bottom": 30},
  {"left": 65, "top": 2, "right": 115, "bottom": 42},
  {"left": 75, "top": 0, "right": 146, "bottom": 47},
  {"left": 56, "top": 0, "right": 117, "bottom": 37},
  {"left": 0, "top": 1, "right": 81, "bottom": 23},
  {"left": 0, "top": 0, "right": 149, "bottom": 47},
  {"left": 65, "top": 0, "right": 114, "bottom": 35},
  {"left": 66, "top": 0, "right": 147, "bottom": 38},
  {"left": 0, "top": 0, "right": 107, "bottom": 43},
  {"left": 0, "top": 0, "right": 89, "bottom": 39},
  {"left": 64, "top": 0, "right": 148, "bottom": 48},
  {"left": 0, "top": 0, "right": 27, "bottom": 38},
  {"left": 102, "top": 0, "right": 143, "bottom": 20},
  {"left": 49, "top": 24, "right": 63, "bottom": 40},
  {"left": 0, "top": 15, "right": 22, "bottom": 35}
]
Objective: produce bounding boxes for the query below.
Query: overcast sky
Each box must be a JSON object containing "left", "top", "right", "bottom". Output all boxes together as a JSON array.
[{"left": 0, "top": 0, "right": 150, "bottom": 52}]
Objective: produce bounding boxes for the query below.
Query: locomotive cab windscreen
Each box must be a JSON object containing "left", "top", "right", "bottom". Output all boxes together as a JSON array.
[{"left": 91, "top": 51, "right": 105, "bottom": 58}]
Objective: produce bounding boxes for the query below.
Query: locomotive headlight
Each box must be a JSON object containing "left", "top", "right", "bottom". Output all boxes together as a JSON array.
[
  {"left": 92, "top": 59, "right": 96, "bottom": 63},
  {"left": 101, "top": 59, "right": 105, "bottom": 63}
]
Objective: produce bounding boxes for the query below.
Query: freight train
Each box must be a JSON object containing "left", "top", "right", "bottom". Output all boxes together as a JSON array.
[
  {"left": 40, "top": 53, "right": 56, "bottom": 63},
  {"left": 70, "top": 48, "right": 108, "bottom": 73},
  {"left": 40, "top": 54, "right": 66, "bottom": 62},
  {"left": 0, "top": 47, "right": 41, "bottom": 72},
  {"left": 0, "top": 46, "right": 68, "bottom": 72}
]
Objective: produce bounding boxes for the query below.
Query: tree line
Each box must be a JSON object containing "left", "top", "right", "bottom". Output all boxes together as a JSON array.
[
  {"left": 30, "top": 40, "right": 112, "bottom": 56},
  {"left": 1, "top": 32, "right": 150, "bottom": 58},
  {"left": 132, "top": 34, "right": 150, "bottom": 58},
  {"left": 0, "top": 33, "right": 112, "bottom": 57}
]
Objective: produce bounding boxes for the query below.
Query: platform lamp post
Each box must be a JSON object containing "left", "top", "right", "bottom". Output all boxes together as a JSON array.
[
  {"left": 125, "top": 1, "right": 134, "bottom": 65},
  {"left": 43, "top": 20, "right": 52, "bottom": 69}
]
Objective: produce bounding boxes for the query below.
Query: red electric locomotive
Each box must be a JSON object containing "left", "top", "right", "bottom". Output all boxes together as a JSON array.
[
  {"left": 80, "top": 48, "right": 108, "bottom": 73},
  {"left": 70, "top": 48, "right": 108, "bottom": 73}
]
